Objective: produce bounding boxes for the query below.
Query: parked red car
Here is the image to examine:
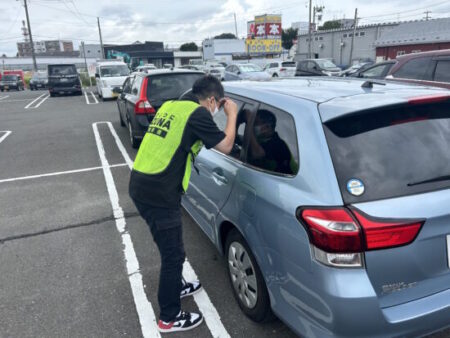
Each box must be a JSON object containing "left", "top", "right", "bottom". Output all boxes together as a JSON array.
[{"left": 354, "top": 50, "right": 450, "bottom": 89}]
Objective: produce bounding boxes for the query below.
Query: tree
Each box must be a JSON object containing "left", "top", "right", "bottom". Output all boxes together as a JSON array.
[
  {"left": 281, "top": 28, "right": 298, "bottom": 50},
  {"left": 180, "top": 42, "right": 198, "bottom": 51},
  {"left": 213, "top": 33, "right": 237, "bottom": 39},
  {"left": 318, "top": 20, "right": 343, "bottom": 31}
]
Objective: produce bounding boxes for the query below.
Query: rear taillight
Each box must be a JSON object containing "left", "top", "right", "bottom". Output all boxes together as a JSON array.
[
  {"left": 134, "top": 77, "right": 155, "bottom": 114},
  {"left": 297, "top": 207, "right": 424, "bottom": 268},
  {"left": 134, "top": 99, "right": 155, "bottom": 114},
  {"left": 280, "top": 68, "right": 286, "bottom": 71},
  {"left": 351, "top": 209, "right": 423, "bottom": 250}
]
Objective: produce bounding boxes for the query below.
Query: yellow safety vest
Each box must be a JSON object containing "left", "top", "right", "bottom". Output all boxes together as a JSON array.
[{"left": 133, "top": 100, "right": 203, "bottom": 192}]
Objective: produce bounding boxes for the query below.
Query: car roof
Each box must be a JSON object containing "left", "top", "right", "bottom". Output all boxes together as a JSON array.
[
  {"left": 136, "top": 69, "right": 204, "bottom": 77},
  {"left": 396, "top": 49, "right": 450, "bottom": 61},
  {"left": 223, "top": 77, "right": 449, "bottom": 120}
]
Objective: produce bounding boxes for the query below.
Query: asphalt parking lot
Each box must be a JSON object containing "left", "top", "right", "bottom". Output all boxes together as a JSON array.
[{"left": 0, "top": 89, "right": 448, "bottom": 338}]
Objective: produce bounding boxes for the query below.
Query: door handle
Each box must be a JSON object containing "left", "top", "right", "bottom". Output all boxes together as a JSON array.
[{"left": 212, "top": 171, "right": 228, "bottom": 185}]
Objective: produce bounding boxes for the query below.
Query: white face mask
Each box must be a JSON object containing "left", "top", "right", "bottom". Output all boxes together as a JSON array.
[{"left": 209, "top": 98, "right": 219, "bottom": 116}]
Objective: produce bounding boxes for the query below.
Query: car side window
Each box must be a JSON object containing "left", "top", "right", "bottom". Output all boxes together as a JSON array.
[
  {"left": 434, "top": 60, "right": 450, "bottom": 82},
  {"left": 307, "top": 61, "right": 317, "bottom": 71},
  {"left": 271, "top": 63, "right": 278, "bottom": 68},
  {"left": 122, "top": 77, "right": 133, "bottom": 94},
  {"left": 361, "top": 64, "right": 388, "bottom": 78},
  {"left": 213, "top": 97, "right": 246, "bottom": 160},
  {"left": 393, "top": 58, "right": 431, "bottom": 80},
  {"left": 131, "top": 76, "right": 142, "bottom": 95},
  {"left": 246, "top": 104, "right": 299, "bottom": 176}
]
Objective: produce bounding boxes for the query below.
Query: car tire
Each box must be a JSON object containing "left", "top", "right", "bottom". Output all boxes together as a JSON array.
[
  {"left": 49, "top": 92, "right": 55, "bottom": 97},
  {"left": 128, "top": 120, "right": 139, "bottom": 149},
  {"left": 225, "top": 229, "right": 273, "bottom": 323},
  {"left": 273, "top": 73, "right": 278, "bottom": 77}
]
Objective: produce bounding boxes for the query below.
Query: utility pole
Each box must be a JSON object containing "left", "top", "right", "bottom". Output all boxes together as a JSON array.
[
  {"left": 349, "top": 8, "right": 358, "bottom": 66},
  {"left": 234, "top": 13, "right": 238, "bottom": 38},
  {"left": 308, "top": 0, "right": 312, "bottom": 58},
  {"left": 97, "top": 17, "right": 105, "bottom": 59},
  {"left": 81, "top": 41, "right": 92, "bottom": 88},
  {"left": 20, "top": 0, "right": 37, "bottom": 71},
  {"left": 424, "top": 11, "right": 431, "bottom": 20}
]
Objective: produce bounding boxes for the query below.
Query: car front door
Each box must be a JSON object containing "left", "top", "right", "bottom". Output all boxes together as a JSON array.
[
  {"left": 183, "top": 96, "right": 253, "bottom": 241},
  {"left": 118, "top": 77, "right": 133, "bottom": 121}
]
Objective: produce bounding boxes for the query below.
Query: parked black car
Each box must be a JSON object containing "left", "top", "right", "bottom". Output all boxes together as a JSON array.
[
  {"left": 29, "top": 72, "right": 48, "bottom": 90},
  {"left": 47, "top": 64, "right": 82, "bottom": 96},
  {"left": 349, "top": 60, "right": 396, "bottom": 79},
  {"left": 0, "top": 75, "right": 25, "bottom": 91},
  {"left": 296, "top": 59, "right": 341, "bottom": 76},
  {"left": 115, "top": 69, "right": 204, "bottom": 148}
]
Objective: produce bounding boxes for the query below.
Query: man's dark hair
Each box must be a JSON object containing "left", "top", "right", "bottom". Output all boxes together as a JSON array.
[{"left": 192, "top": 75, "right": 224, "bottom": 100}]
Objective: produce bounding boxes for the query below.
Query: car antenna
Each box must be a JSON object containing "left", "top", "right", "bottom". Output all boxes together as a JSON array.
[{"left": 361, "top": 80, "right": 386, "bottom": 88}]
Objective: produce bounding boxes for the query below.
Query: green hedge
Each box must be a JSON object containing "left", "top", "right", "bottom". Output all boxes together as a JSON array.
[{"left": 79, "top": 72, "right": 96, "bottom": 87}]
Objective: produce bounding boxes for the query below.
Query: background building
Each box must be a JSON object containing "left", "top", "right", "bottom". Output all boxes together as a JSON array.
[
  {"left": 103, "top": 41, "right": 174, "bottom": 68},
  {"left": 375, "top": 18, "right": 450, "bottom": 60},
  {"left": 291, "top": 22, "right": 309, "bottom": 35},
  {"left": 295, "top": 22, "right": 398, "bottom": 66},
  {"left": 202, "top": 38, "right": 246, "bottom": 62},
  {"left": 0, "top": 56, "right": 97, "bottom": 72},
  {"left": 17, "top": 40, "right": 76, "bottom": 57}
]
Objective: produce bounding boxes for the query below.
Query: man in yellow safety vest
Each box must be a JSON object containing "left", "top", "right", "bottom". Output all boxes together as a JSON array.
[{"left": 129, "top": 75, "right": 237, "bottom": 333}]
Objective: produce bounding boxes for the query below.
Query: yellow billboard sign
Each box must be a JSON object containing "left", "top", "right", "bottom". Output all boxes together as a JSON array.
[{"left": 246, "top": 39, "right": 282, "bottom": 54}]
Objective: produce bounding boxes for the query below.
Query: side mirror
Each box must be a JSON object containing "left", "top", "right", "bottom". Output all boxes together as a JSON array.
[
  {"left": 95, "top": 73, "right": 99, "bottom": 78},
  {"left": 112, "top": 86, "right": 122, "bottom": 94},
  {"left": 237, "top": 71, "right": 241, "bottom": 75}
]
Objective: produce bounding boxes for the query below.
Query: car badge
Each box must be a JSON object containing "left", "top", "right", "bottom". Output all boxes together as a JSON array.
[{"left": 347, "top": 179, "right": 365, "bottom": 196}]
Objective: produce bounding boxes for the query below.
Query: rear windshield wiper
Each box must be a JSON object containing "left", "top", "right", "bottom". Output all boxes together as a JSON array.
[{"left": 407, "top": 175, "right": 450, "bottom": 187}]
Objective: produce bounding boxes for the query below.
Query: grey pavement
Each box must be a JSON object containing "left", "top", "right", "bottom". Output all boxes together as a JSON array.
[{"left": 0, "top": 89, "right": 448, "bottom": 338}]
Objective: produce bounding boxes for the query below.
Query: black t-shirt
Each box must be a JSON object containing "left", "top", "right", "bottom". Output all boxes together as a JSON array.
[{"left": 129, "top": 97, "right": 225, "bottom": 208}]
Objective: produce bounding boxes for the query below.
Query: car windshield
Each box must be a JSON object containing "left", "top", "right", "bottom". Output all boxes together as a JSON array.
[
  {"left": 147, "top": 73, "right": 204, "bottom": 103},
  {"left": 100, "top": 65, "right": 130, "bottom": 77},
  {"left": 239, "top": 64, "right": 262, "bottom": 73},
  {"left": 281, "top": 62, "right": 296, "bottom": 67},
  {"left": 49, "top": 65, "right": 77, "bottom": 76},
  {"left": 315, "top": 59, "right": 337, "bottom": 69},
  {"left": 323, "top": 100, "right": 450, "bottom": 203},
  {"left": 32, "top": 73, "right": 47, "bottom": 80},
  {"left": 3, "top": 75, "right": 18, "bottom": 81}
]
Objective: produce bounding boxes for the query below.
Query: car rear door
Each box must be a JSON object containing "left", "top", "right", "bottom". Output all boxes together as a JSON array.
[
  {"left": 322, "top": 97, "right": 450, "bottom": 308},
  {"left": 183, "top": 96, "right": 250, "bottom": 241}
]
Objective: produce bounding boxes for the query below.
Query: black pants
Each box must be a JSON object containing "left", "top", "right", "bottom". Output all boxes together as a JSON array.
[{"left": 133, "top": 200, "right": 185, "bottom": 322}]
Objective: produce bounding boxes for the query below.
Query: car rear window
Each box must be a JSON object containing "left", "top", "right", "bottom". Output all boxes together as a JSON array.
[
  {"left": 146, "top": 73, "right": 203, "bottom": 103},
  {"left": 323, "top": 101, "right": 450, "bottom": 203},
  {"left": 281, "top": 62, "right": 296, "bottom": 67},
  {"left": 3, "top": 75, "right": 17, "bottom": 81},
  {"left": 49, "top": 65, "right": 77, "bottom": 76}
]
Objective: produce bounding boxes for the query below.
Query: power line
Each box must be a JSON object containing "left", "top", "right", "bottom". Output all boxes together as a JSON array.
[{"left": 359, "top": 0, "right": 449, "bottom": 19}]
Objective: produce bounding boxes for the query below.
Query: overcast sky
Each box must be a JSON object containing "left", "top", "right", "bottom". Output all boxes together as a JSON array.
[{"left": 1, "top": 0, "right": 449, "bottom": 56}]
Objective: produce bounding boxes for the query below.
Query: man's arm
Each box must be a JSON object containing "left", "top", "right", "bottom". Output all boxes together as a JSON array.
[{"left": 214, "top": 98, "right": 238, "bottom": 154}]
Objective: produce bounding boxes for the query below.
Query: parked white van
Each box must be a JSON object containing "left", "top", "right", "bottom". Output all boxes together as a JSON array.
[{"left": 95, "top": 60, "right": 130, "bottom": 100}]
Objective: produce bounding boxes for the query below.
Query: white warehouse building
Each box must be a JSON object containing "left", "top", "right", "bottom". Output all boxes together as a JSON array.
[{"left": 202, "top": 38, "right": 246, "bottom": 62}]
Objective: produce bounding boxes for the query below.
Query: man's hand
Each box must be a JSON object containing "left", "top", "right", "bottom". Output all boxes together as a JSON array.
[{"left": 214, "top": 98, "right": 238, "bottom": 154}]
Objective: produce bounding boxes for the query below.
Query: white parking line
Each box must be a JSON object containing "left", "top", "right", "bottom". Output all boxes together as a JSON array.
[
  {"left": 93, "top": 122, "right": 160, "bottom": 338},
  {"left": 24, "top": 92, "right": 47, "bottom": 109},
  {"left": 33, "top": 94, "right": 50, "bottom": 108},
  {"left": 96, "top": 121, "right": 231, "bottom": 338},
  {"left": 84, "top": 91, "right": 90, "bottom": 104},
  {"left": 0, "top": 95, "right": 10, "bottom": 101},
  {"left": 90, "top": 91, "right": 99, "bottom": 104},
  {"left": 0, "top": 130, "right": 12, "bottom": 144},
  {"left": 0, "top": 163, "right": 127, "bottom": 184}
]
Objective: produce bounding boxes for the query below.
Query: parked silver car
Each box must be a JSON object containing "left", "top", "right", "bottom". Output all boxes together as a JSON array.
[
  {"left": 183, "top": 77, "right": 450, "bottom": 337},
  {"left": 224, "top": 63, "right": 271, "bottom": 81}
]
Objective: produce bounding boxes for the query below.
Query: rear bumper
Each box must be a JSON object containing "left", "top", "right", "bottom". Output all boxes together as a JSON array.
[
  {"left": 49, "top": 86, "right": 81, "bottom": 94},
  {"left": 132, "top": 115, "right": 154, "bottom": 138},
  {"left": 267, "top": 252, "right": 450, "bottom": 338},
  {"left": 101, "top": 87, "right": 120, "bottom": 99}
]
